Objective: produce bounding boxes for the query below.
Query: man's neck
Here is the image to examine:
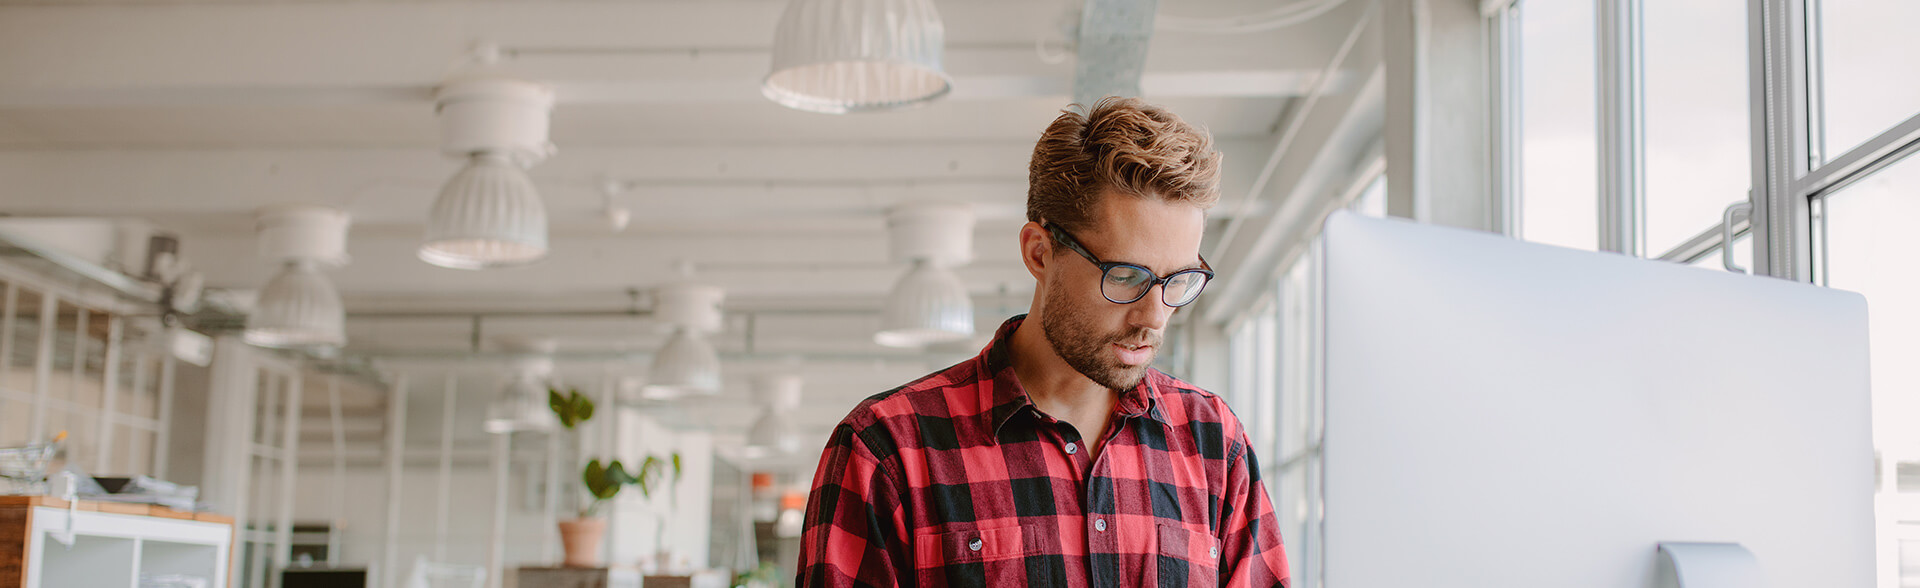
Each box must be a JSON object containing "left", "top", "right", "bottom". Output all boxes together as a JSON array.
[{"left": 1009, "top": 316, "right": 1119, "bottom": 455}]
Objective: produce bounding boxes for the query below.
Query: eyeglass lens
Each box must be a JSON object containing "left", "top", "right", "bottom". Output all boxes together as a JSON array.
[{"left": 1102, "top": 265, "right": 1209, "bottom": 306}]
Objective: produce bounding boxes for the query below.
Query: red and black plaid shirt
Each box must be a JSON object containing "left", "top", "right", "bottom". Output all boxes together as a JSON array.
[{"left": 799, "top": 315, "right": 1290, "bottom": 588}]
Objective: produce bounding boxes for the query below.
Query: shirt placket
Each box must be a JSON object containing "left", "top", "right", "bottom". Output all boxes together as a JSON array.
[{"left": 1079, "top": 417, "right": 1130, "bottom": 588}]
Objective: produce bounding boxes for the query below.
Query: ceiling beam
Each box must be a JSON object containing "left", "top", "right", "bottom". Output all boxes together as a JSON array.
[{"left": 0, "top": 70, "right": 1349, "bottom": 109}]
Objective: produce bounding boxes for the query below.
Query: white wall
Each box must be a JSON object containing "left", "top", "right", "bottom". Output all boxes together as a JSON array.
[
  {"left": 607, "top": 410, "right": 713, "bottom": 570},
  {"left": 292, "top": 464, "right": 556, "bottom": 573}
]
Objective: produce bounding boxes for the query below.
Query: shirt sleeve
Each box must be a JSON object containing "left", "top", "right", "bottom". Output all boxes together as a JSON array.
[
  {"left": 1218, "top": 436, "right": 1292, "bottom": 588},
  {"left": 797, "top": 422, "right": 912, "bottom": 588}
]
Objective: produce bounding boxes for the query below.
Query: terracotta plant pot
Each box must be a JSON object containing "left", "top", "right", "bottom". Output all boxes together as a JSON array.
[{"left": 557, "top": 517, "right": 608, "bottom": 567}]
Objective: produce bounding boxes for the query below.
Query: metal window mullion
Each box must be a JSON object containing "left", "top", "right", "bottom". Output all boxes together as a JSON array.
[
  {"left": 436, "top": 372, "right": 457, "bottom": 562},
  {"left": 543, "top": 426, "right": 562, "bottom": 563},
  {"left": 327, "top": 375, "right": 346, "bottom": 568},
  {"left": 488, "top": 430, "right": 511, "bottom": 588},
  {"left": 1487, "top": 1, "right": 1523, "bottom": 237},
  {"left": 273, "top": 372, "right": 303, "bottom": 588},
  {"left": 153, "top": 346, "right": 177, "bottom": 479},
  {"left": 69, "top": 308, "right": 87, "bottom": 409},
  {"left": 1805, "top": 0, "right": 1827, "bottom": 167},
  {"left": 1748, "top": 0, "right": 1814, "bottom": 281},
  {"left": 1792, "top": 111, "right": 1920, "bottom": 199},
  {"left": 28, "top": 292, "right": 56, "bottom": 443},
  {"left": 94, "top": 316, "right": 123, "bottom": 472},
  {"left": 382, "top": 374, "right": 410, "bottom": 588},
  {"left": 1596, "top": 0, "right": 1646, "bottom": 257},
  {"left": 0, "top": 282, "right": 17, "bottom": 420},
  {"left": 231, "top": 370, "right": 260, "bottom": 588},
  {"left": 246, "top": 370, "right": 283, "bottom": 588}
]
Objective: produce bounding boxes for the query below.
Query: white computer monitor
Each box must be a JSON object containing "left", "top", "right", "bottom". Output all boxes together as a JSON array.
[{"left": 1314, "top": 211, "right": 1874, "bottom": 587}]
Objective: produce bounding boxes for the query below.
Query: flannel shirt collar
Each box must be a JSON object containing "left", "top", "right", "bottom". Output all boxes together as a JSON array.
[{"left": 976, "top": 314, "right": 1171, "bottom": 443}]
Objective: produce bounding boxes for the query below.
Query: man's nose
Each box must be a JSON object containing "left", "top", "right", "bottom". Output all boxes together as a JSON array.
[{"left": 1126, "top": 283, "right": 1177, "bottom": 331}]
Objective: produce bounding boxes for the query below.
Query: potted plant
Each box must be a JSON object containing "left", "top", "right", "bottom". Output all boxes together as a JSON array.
[
  {"left": 549, "top": 386, "right": 687, "bottom": 569},
  {"left": 551, "top": 386, "right": 626, "bottom": 568}
]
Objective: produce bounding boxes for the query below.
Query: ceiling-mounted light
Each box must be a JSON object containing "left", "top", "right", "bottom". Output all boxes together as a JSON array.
[
  {"left": 646, "top": 327, "right": 722, "bottom": 400},
  {"left": 419, "top": 152, "right": 549, "bottom": 269},
  {"left": 645, "top": 283, "right": 726, "bottom": 400},
  {"left": 746, "top": 374, "right": 805, "bottom": 457},
  {"left": 422, "top": 77, "right": 555, "bottom": 270},
  {"left": 763, "top": 0, "right": 952, "bottom": 114},
  {"left": 875, "top": 202, "right": 975, "bottom": 348},
  {"left": 484, "top": 338, "right": 559, "bottom": 434},
  {"left": 877, "top": 259, "right": 974, "bottom": 348},
  {"left": 245, "top": 205, "right": 350, "bottom": 350},
  {"left": 245, "top": 259, "right": 346, "bottom": 349}
]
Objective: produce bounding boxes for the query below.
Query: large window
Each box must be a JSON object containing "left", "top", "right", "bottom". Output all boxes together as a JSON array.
[
  {"left": 1816, "top": 1, "right": 1920, "bottom": 162},
  {"left": 0, "top": 273, "right": 171, "bottom": 480},
  {"left": 1516, "top": 0, "right": 1599, "bottom": 251},
  {"left": 1817, "top": 151, "right": 1920, "bottom": 588},
  {"left": 1510, "top": 0, "right": 1756, "bottom": 263},
  {"left": 1643, "top": 0, "right": 1751, "bottom": 257}
]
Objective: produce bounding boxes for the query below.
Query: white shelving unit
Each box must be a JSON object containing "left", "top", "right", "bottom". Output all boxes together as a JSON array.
[{"left": 5, "top": 498, "right": 232, "bottom": 588}]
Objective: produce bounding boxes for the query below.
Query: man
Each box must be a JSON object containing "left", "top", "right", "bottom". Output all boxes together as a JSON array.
[{"left": 798, "top": 97, "right": 1290, "bottom": 588}]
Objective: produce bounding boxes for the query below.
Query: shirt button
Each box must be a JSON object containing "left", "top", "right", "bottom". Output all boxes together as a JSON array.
[
  {"left": 1064, "top": 442, "right": 1078, "bottom": 455},
  {"left": 968, "top": 538, "right": 982, "bottom": 552},
  {"left": 1210, "top": 546, "right": 1219, "bottom": 559},
  {"left": 1094, "top": 518, "right": 1107, "bottom": 532}
]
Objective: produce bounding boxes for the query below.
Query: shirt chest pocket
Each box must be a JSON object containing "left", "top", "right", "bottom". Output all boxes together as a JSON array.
[
  {"left": 914, "top": 523, "right": 1039, "bottom": 564},
  {"left": 913, "top": 523, "right": 1044, "bottom": 588},
  {"left": 1156, "top": 523, "right": 1220, "bottom": 588}
]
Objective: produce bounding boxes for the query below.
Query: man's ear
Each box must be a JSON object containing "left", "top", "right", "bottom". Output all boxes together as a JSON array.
[{"left": 1018, "top": 222, "right": 1051, "bottom": 282}]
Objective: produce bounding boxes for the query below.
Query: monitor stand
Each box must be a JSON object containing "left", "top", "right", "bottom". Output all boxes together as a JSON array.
[{"left": 1657, "top": 543, "right": 1764, "bottom": 588}]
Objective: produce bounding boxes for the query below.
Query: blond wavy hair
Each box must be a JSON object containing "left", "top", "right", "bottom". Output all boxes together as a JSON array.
[{"left": 1026, "top": 96, "right": 1222, "bottom": 233}]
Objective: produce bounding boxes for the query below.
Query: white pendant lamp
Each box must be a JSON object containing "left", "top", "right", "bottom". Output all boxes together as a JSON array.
[
  {"left": 763, "top": 0, "right": 952, "bottom": 114},
  {"left": 647, "top": 327, "right": 722, "bottom": 399},
  {"left": 421, "top": 77, "right": 556, "bottom": 270},
  {"left": 876, "top": 258, "right": 974, "bottom": 348},
  {"left": 246, "top": 259, "right": 346, "bottom": 349},
  {"left": 875, "top": 202, "right": 975, "bottom": 347},
  {"left": 484, "top": 338, "right": 559, "bottom": 434},
  {"left": 644, "top": 284, "right": 726, "bottom": 399},
  {"left": 245, "top": 206, "right": 350, "bottom": 350},
  {"left": 419, "top": 152, "right": 549, "bottom": 269},
  {"left": 745, "top": 374, "right": 806, "bottom": 457}
]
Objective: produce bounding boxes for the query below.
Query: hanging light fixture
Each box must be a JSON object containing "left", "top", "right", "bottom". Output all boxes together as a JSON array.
[
  {"left": 644, "top": 283, "right": 726, "bottom": 399},
  {"left": 245, "top": 259, "right": 346, "bottom": 349},
  {"left": 647, "top": 327, "right": 722, "bottom": 398},
  {"left": 419, "top": 152, "right": 549, "bottom": 269},
  {"left": 245, "top": 205, "right": 350, "bottom": 350},
  {"left": 745, "top": 374, "right": 805, "bottom": 457},
  {"left": 876, "top": 258, "right": 974, "bottom": 348},
  {"left": 763, "top": 0, "right": 952, "bottom": 114},
  {"left": 875, "top": 202, "right": 975, "bottom": 347},
  {"left": 421, "top": 76, "right": 556, "bottom": 270},
  {"left": 484, "top": 338, "right": 559, "bottom": 434}
]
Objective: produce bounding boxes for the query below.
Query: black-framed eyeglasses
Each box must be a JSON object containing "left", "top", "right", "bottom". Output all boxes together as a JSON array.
[{"left": 1044, "top": 223, "right": 1214, "bottom": 307}]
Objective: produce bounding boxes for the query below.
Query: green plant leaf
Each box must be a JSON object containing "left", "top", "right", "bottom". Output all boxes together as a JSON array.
[
  {"left": 572, "top": 390, "right": 595, "bottom": 424},
  {"left": 669, "top": 452, "right": 683, "bottom": 483},
  {"left": 634, "top": 455, "right": 663, "bottom": 500},
  {"left": 582, "top": 459, "right": 624, "bottom": 501},
  {"left": 549, "top": 388, "right": 567, "bottom": 427},
  {"left": 549, "top": 387, "right": 596, "bottom": 429},
  {"left": 608, "top": 460, "right": 638, "bottom": 485}
]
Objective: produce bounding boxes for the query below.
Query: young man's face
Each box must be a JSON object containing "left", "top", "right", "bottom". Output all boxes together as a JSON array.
[{"left": 1040, "top": 190, "right": 1207, "bottom": 391}]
